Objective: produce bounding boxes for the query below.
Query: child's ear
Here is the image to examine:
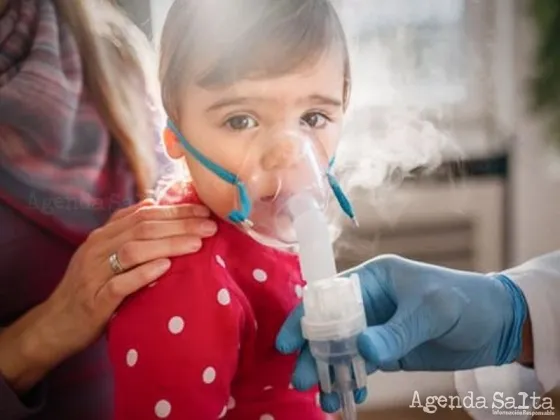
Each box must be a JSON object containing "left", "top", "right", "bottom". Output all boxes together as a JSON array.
[{"left": 163, "top": 127, "right": 184, "bottom": 159}]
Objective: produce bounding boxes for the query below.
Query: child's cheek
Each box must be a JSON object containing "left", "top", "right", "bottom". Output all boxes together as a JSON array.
[
  {"left": 199, "top": 177, "right": 238, "bottom": 220},
  {"left": 184, "top": 157, "right": 238, "bottom": 220},
  {"left": 209, "top": 182, "right": 238, "bottom": 220}
]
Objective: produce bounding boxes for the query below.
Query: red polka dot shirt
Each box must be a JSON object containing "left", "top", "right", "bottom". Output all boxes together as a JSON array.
[{"left": 108, "top": 189, "right": 328, "bottom": 420}]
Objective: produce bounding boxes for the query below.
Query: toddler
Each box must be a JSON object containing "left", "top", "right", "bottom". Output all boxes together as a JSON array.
[{"left": 108, "top": 0, "right": 355, "bottom": 418}]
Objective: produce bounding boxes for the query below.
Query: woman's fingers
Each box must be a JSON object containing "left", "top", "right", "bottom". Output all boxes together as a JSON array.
[
  {"left": 99, "top": 216, "right": 215, "bottom": 268},
  {"left": 104, "top": 203, "right": 212, "bottom": 239},
  {"left": 131, "top": 203, "right": 211, "bottom": 222},
  {"left": 105, "top": 236, "right": 202, "bottom": 275},
  {"left": 85, "top": 201, "right": 215, "bottom": 289},
  {"left": 120, "top": 218, "right": 217, "bottom": 242},
  {"left": 98, "top": 258, "right": 172, "bottom": 312},
  {"left": 108, "top": 198, "right": 155, "bottom": 222}
]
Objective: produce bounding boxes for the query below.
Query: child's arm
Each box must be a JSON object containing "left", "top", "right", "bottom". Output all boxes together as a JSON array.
[{"left": 108, "top": 255, "right": 244, "bottom": 419}]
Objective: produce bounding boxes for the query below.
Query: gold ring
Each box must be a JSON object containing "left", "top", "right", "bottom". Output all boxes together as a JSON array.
[{"left": 109, "top": 252, "right": 125, "bottom": 275}]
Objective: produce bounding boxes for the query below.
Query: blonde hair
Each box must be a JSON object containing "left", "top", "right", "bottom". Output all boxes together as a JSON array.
[
  {"left": 159, "top": 0, "right": 351, "bottom": 125},
  {"left": 53, "top": 0, "right": 162, "bottom": 197}
]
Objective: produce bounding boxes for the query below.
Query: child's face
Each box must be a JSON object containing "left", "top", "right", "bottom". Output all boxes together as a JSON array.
[{"left": 165, "top": 49, "right": 345, "bottom": 221}]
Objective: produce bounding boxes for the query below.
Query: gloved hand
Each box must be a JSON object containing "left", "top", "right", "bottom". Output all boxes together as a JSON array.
[{"left": 276, "top": 255, "right": 528, "bottom": 413}]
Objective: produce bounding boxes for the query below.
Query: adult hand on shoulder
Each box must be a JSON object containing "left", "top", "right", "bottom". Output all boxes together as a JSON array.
[
  {"left": 47, "top": 199, "right": 217, "bottom": 359},
  {"left": 276, "top": 255, "right": 529, "bottom": 413},
  {"left": 0, "top": 199, "right": 216, "bottom": 392}
]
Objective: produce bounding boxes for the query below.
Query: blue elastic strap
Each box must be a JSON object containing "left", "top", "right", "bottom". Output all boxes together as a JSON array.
[
  {"left": 328, "top": 158, "right": 356, "bottom": 220},
  {"left": 167, "top": 119, "right": 251, "bottom": 223}
]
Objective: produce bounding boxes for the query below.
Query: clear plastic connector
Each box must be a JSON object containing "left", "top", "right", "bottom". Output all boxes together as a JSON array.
[{"left": 287, "top": 193, "right": 368, "bottom": 420}]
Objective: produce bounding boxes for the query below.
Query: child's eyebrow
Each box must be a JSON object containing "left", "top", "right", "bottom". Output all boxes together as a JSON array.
[
  {"left": 305, "top": 94, "right": 342, "bottom": 108},
  {"left": 205, "top": 94, "right": 343, "bottom": 113},
  {"left": 205, "top": 97, "right": 256, "bottom": 113}
]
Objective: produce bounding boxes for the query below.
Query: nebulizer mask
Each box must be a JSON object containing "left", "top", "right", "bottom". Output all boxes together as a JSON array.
[
  {"left": 167, "top": 119, "right": 368, "bottom": 420},
  {"left": 166, "top": 119, "right": 355, "bottom": 247}
]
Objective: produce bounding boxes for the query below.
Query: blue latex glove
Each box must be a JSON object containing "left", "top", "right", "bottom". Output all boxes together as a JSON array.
[{"left": 276, "top": 255, "right": 528, "bottom": 413}]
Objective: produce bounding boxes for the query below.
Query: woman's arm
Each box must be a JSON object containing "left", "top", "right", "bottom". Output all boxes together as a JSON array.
[
  {"left": 0, "top": 303, "right": 58, "bottom": 418},
  {"left": 0, "top": 201, "right": 215, "bottom": 418},
  {"left": 0, "top": 302, "right": 64, "bottom": 395}
]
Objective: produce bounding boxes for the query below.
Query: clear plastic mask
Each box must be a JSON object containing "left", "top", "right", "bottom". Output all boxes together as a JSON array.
[{"left": 235, "top": 130, "right": 331, "bottom": 248}]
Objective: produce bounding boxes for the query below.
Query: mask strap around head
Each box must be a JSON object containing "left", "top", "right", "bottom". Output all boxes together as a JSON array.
[
  {"left": 166, "top": 119, "right": 251, "bottom": 224},
  {"left": 327, "top": 157, "right": 357, "bottom": 223}
]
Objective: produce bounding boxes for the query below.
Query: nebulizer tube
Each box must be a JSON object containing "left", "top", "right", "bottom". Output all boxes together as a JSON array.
[{"left": 287, "top": 193, "right": 368, "bottom": 420}]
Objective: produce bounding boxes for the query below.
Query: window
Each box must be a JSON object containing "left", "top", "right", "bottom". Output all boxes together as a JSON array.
[
  {"left": 335, "top": 0, "right": 513, "bottom": 162},
  {"left": 337, "top": 0, "right": 468, "bottom": 108},
  {"left": 334, "top": 0, "right": 495, "bottom": 120}
]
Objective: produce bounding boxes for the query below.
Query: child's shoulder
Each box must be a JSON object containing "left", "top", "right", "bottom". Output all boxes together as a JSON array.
[{"left": 138, "top": 229, "right": 237, "bottom": 309}]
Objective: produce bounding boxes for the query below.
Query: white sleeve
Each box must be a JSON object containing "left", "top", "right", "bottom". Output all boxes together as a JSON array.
[{"left": 454, "top": 251, "right": 560, "bottom": 419}]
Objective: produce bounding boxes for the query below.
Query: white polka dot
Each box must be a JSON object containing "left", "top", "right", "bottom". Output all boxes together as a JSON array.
[
  {"left": 202, "top": 366, "right": 216, "bottom": 384},
  {"left": 154, "top": 400, "right": 172, "bottom": 418},
  {"left": 254, "top": 320, "right": 258, "bottom": 330},
  {"left": 227, "top": 396, "right": 236, "bottom": 410},
  {"left": 263, "top": 385, "right": 273, "bottom": 391},
  {"left": 218, "top": 405, "right": 227, "bottom": 418},
  {"left": 216, "top": 255, "right": 226, "bottom": 268},
  {"left": 295, "top": 284, "right": 303, "bottom": 298},
  {"left": 149, "top": 281, "right": 158, "bottom": 288},
  {"left": 316, "top": 392, "right": 321, "bottom": 406},
  {"left": 260, "top": 414, "right": 274, "bottom": 420},
  {"left": 252, "top": 268, "right": 268, "bottom": 282},
  {"left": 168, "top": 316, "right": 185, "bottom": 334},
  {"left": 288, "top": 383, "right": 294, "bottom": 389},
  {"left": 217, "top": 288, "right": 231, "bottom": 305},
  {"left": 126, "top": 349, "right": 138, "bottom": 367}
]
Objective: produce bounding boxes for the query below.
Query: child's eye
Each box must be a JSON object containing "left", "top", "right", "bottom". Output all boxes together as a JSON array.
[
  {"left": 225, "top": 115, "right": 258, "bottom": 131},
  {"left": 301, "top": 112, "right": 330, "bottom": 129}
]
